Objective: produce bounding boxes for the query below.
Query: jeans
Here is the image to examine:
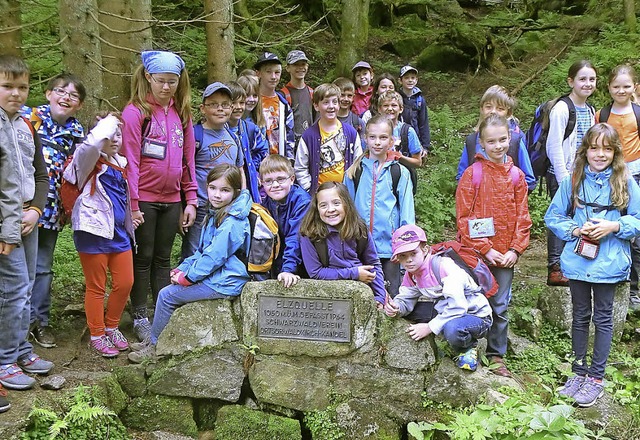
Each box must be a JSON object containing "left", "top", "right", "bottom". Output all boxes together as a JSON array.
[
  {"left": 546, "top": 173, "right": 565, "bottom": 268},
  {"left": 0, "top": 228, "right": 37, "bottom": 364},
  {"left": 130, "top": 201, "right": 181, "bottom": 319},
  {"left": 486, "top": 266, "right": 513, "bottom": 358},
  {"left": 569, "top": 280, "right": 615, "bottom": 380},
  {"left": 441, "top": 314, "right": 492, "bottom": 353},
  {"left": 180, "top": 206, "right": 206, "bottom": 261},
  {"left": 30, "top": 227, "right": 59, "bottom": 326},
  {"left": 150, "top": 282, "right": 228, "bottom": 344},
  {"left": 381, "top": 258, "right": 401, "bottom": 298}
]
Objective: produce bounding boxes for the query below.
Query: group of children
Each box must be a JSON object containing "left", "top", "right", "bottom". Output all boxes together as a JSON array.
[{"left": 1, "top": 48, "right": 639, "bottom": 414}]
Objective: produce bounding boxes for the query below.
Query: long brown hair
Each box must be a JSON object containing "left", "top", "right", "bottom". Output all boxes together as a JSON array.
[
  {"left": 571, "top": 123, "right": 629, "bottom": 211},
  {"left": 128, "top": 64, "right": 193, "bottom": 127},
  {"left": 203, "top": 164, "right": 243, "bottom": 227},
  {"left": 300, "top": 181, "right": 368, "bottom": 241}
]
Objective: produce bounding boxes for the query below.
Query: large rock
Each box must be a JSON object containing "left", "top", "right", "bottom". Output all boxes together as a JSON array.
[
  {"left": 242, "top": 280, "right": 378, "bottom": 358},
  {"left": 574, "top": 392, "right": 637, "bottom": 439},
  {"left": 379, "top": 316, "right": 436, "bottom": 370},
  {"left": 213, "top": 405, "right": 301, "bottom": 440},
  {"left": 120, "top": 393, "right": 197, "bottom": 437},
  {"left": 335, "top": 399, "right": 403, "bottom": 440},
  {"left": 113, "top": 364, "right": 147, "bottom": 398}
]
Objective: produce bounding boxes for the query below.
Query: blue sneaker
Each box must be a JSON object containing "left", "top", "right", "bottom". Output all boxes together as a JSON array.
[
  {"left": 573, "top": 377, "right": 604, "bottom": 408},
  {"left": 558, "top": 375, "right": 585, "bottom": 398},
  {"left": 17, "top": 353, "right": 54, "bottom": 375},
  {"left": 0, "top": 364, "right": 36, "bottom": 390},
  {"left": 456, "top": 347, "right": 478, "bottom": 371}
]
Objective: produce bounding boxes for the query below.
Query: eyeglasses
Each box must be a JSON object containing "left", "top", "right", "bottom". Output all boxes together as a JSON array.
[
  {"left": 52, "top": 87, "right": 81, "bottom": 102},
  {"left": 262, "top": 176, "right": 291, "bottom": 187},
  {"left": 150, "top": 75, "right": 179, "bottom": 88},
  {"left": 204, "top": 102, "right": 232, "bottom": 109}
]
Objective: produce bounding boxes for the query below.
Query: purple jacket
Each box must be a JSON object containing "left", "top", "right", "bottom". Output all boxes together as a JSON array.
[{"left": 300, "top": 227, "right": 386, "bottom": 303}]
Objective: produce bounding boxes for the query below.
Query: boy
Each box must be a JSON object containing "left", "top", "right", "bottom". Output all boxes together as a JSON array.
[
  {"left": 294, "top": 83, "right": 362, "bottom": 194},
  {"left": 259, "top": 154, "right": 311, "bottom": 287},
  {"left": 226, "top": 81, "right": 269, "bottom": 203},
  {"left": 281, "top": 50, "right": 314, "bottom": 145},
  {"left": 351, "top": 61, "right": 374, "bottom": 117},
  {"left": 384, "top": 225, "right": 493, "bottom": 372},
  {"left": 0, "top": 55, "right": 53, "bottom": 400},
  {"left": 332, "top": 77, "right": 365, "bottom": 147},
  {"left": 398, "top": 65, "right": 431, "bottom": 152},
  {"left": 254, "top": 52, "right": 295, "bottom": 160},
  {"left": 22, "top": 73, "right": 86, "bottom": 348},
  {"left": 183, "top": 82, "right": 246, "bottom": 259}
]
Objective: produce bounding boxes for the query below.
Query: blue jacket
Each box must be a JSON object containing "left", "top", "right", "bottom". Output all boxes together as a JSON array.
[
  {"left": 232, "top": 119, "right": 269, "bottom": 203},
  {"left": 545, "top": 166, "right": 640, "bottom": 283},
  {"left": 344, "top": 155, "right": 415, "bottom": 258},
  {"left": 262, "top": 184, "right": 311, "bottom": 275},
  {"left": 399, "top": 87, "right": 430, "bottom": 151},
  {"left": 178, "top": 190, "right": 252, "bottom": 295}
]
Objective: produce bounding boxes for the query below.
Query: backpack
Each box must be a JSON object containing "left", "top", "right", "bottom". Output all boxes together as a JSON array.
[
  {"left": 313, "top": 235, "right": 368, "bottom": 267},
  {"left": 353, "top": 161, "right": 405, "bottom": 203},
  {"left": 241, "top": 203, "right": 280, "bottom": 276},
  {"left": 598, "top": 102, "right": 640, "bottom": 135},
  {"left": 525, "top": 95, "right": 594, "bottom": 178},
  {"left": 465, "top": 132, "right": 520, "bottom": 169},
  {"left": 397, "top": 122, "right": 418, "bottom": 195}
]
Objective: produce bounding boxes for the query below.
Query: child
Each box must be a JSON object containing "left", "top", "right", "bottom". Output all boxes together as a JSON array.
[
  {"left": 294, "top": 83, "right": 362, "bottom": 194},
  {"left": 398, "top": 65, "right": 431, "bottom": 151},
  {"left": 281, "top": 50, "right": 314, "bottom": 144},
  {"left": 332, "top": 77, "right": 365, "bottom": 145},
  {"left": 0, "top": 55, "right": 53, "bottom": 394},
  {"left": 22, "top": 73, "right": 86, "bottom": 349},
  {"left": 456, "top": 114, "right": 531, "bottom": 378},
  {"left": 545, "top": 123, "right": 640, "bottom": 407},
  {"left": 455, "top": 85, "right": 536, "bottom": 190},
  {"left": 384, "top": 225, "right": 493, "bottom": 371},
  {"left": 351, "top": 61, "right": 374, "bottom": 117},
  {"left": 299, "top": 181, "right": 386, "bottom": 307},
  {"left": 237, "top": 74, "right": 266, "bottom": 131},
  {"left": 63, "top": 113, "right": 137, "bottom": 357},
  {"left": 254, "top": 52, "right": 295, "bottom": 159},
  {"left": 227, "top": 81, "right": 269, "bottom": 203},
  {"left": 344, "top": 115, "right": 415, "bottom": 298},
  {"left": 259, "top": 154, "right": 311, "bottom": 287},
  {"left": 121, "top": 50, "right": 198, "bottom": 341},
  {"left": 128, "top": 164, "right": 252, "bottom": 363},
  {"left": 361, "top": 73, "right": 397, "bottom": 123},
  {"left": 596, "top": 65, "right": 640, "bottom": 313},
  {"left": 183, "top": 82, "right": 246, "bottom": 259},
  {"left": 546, "top": 60, "right": 597, "bottom": 286}
]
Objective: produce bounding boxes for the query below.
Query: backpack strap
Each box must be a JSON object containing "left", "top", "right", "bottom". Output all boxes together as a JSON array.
[
  {"left": 599, "top": 104, "right": 612, "bottom": 123},
  {"left": 390, "top": 162, "right": 401, "bottom": 202},
  {"left": 507, "top": 135, "right": 520, "bottom": 169},
  {"left": 430, "top": 254, "right": 443, "bottom": 286},
  {"left": 558, "top": 95, "right": 577, "bottom": 142},
  {"left": 399, "top": 122, "right": 410, "bottom": 156},
  {"left": 632, "top": 103, "right": 640, "bottom": 135},
  {"left": 313, "top": 239, "right": 330, "bottom": 267},
  {"left": 471, "top": 161, "right": 483, "bottom": 189},
  {"left": 281, "top": 86, "right": 292, "bottom": 106},
  {"left": 465, "top": 133, "right": 477, "bottom": 166},
  {"left": 509, "top": 166, "right": 520, "bottom": 187},
  {"left": 141, "top": 116, "right": 152, "bottom": 139},
  {"left": 194, "top": 123, "right": 204, "bottom": 150},
  {"left": 353, "top": 164, "right": 363, "bottom": 194},
  {"left": 355, "top": 235, "right": 369, "bottom": 261}
]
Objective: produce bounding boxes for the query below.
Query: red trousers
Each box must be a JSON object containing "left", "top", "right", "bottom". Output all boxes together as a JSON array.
[{"left": 78, "top": 251, "right": 133, "bottom": 337}]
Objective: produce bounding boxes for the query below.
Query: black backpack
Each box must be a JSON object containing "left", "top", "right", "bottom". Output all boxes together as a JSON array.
[
  {"left": 465, "top": 132, "right": 520, "bottom": 169},
  {"left": 352, "top": 162, "right": 405, "bottom": 203},
  {"left": 397, "top": 122, "right": 419, "bottom": 195},
  {"left": 598, "top": 102, "right": 640, "bottom": 135}
]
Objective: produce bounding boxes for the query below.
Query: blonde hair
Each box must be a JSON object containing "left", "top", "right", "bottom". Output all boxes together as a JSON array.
[
  {"left": 346, "top": 115, "right": 394, "bottom": 180},
  {"left": 475, "top": 85, "right": 515, "bottom": 129},
  {"left": 237, "top": 74, "right": 266, "bottom": 129},
  {"left": 313, "top": 83, "right": 341, "bottom": 105},
  {"left": 572, "top": 123, "right": 629, "bottom": 212},
  {"left": 259, "top": 154, "right": 293, "bottom": 177},
  {"left": 376, "top": 90, "right": 403, "bottom": 110}
]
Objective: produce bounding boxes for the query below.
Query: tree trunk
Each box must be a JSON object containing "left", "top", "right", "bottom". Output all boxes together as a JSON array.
[
  {"left": 98, "top": 0, "right": 152, "bottom": 110},
  {"left": 335, "top": 0, "right": 370, "bottom": 78},
  {"left": 60, "top": 0, "right": 103, "bottom": 126},
  {"left": 623, "top": 0, "right": 636, "bottom": 33},
  {"left": 205, "top": 0, "right": 236, "bottom": 83},
  {"left": 0, "top": 0, "right": 23, "bottom": 56}
]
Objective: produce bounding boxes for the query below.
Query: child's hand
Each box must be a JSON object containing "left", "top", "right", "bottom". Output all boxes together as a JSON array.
[
  {"left": 357, "top": 265, "right": 376, "bottom": 283},
  {"left": 132, "top": 210, "right": 144, "bottom": 228},
  {"left": 383, "top": 298, "right": 399, "bottom": 317},
  {"left": 21, "top": 209, "right": 40, "bottom": 236},
  {"left": 277, "top": 272, "right": 301, "bottom": 288},
  {"left": 484, "top": 249, "right": 504, "bottom": 266},
  {"left": 92, "top": 114, "right": 121, "bottom": 141},
  {"left": 406, "top": 323, "right": 432, "bottom": 341},
  {"left": 0, "top": 241, "right": 17, "bottom": 256},
  {"left": 170, "top": 270, "right": 183, "bottom": 284},
  {"left": 181, "top": 205, "right": 197, "bottom": 233},
  {"left": 502, "top": 250, "right": 518, "bottom": 268},
  {"left": 582, "top": 218, "right": 619, "bottom": 241}
]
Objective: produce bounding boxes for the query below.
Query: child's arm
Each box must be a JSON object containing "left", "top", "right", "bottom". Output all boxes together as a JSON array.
[
  {"left": 22, "top": 135, "right": 48, "bottom": 236},
  {"left": 515, "top": 135, "right": 537, "bottom": 191},
  {"left": 427, "top": 260, "right": 472, "bottom": 335},
  {"left": 506, "top": 171, "right": 532, "bottom": 263},
  {"left": 249, "top": 122, "right": 269, "bottom": 170},
  {"left": 359, "top": 233, "right": 387, "bottom": 304},
  {"left": 546, "top": 102, "right": 571, "bottom": 184},
  {"left": 279, "top": 193, "right": 311, "bottom": 275},
  {"left": 0, "top": 130, "right": 23, "bottom": 251},
  {"left": 455, "top": 140, "right": 471, "bottom": 181},
  {"left": 71, "top": 115, "right": 120, "bottom": 188},
  {"left": 180, "top": 119, "right": 198, "bottom": 228},
  {"left": 284, "top": 103, "right": 295, "bottom": 161},
  {"left": 602, "top": 176, "right": 640, "bottom": 241},
  {"left": 397, "top": 126, "right": 422, "bottom": 169},
  {"left": 294, "top": 137, "right": 312, "bottom": 191},
  {"left": 121, "top": 105, "right": 144, "bottom": 213},
  {"left": 418, "top": 101, "right": 430, "bottom": 152},
  {"left": 397, "top": 165, "right": 416, "bottom": 225},
  {"left": 387, "top": 285, "right": 422, "bottom": 317},
  {"left": 544, "top": 176, "right": 581, "bottom": 241}
]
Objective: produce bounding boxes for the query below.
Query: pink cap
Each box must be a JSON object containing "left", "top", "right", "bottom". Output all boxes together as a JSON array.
[{"left": 391, "top": 225, "right": 427, "bottom": 261}]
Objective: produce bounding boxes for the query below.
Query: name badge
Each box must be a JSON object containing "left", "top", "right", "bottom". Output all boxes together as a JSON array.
[
  {"left": 142, "top": 139, "right": 167, "bottom": 160},
  {"left": 468, "top": 217, "right": 495, "bottom": 238}
]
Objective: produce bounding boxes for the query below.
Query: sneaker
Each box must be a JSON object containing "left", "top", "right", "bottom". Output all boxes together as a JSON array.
[
  {"left": 17, "top": 353, "right": 54, "bottom": 375},
  {"left": 489, "top": 356, "right": 513, "bottom": 378},
  {"left": 0, "top": 364, "right": 36, "bottom": 390},
  {"left": 573, "top": 377, "right": 604, "bottom": 407},
  {"left": 558, "top": 375, "right": 586, "bottom": 398},
  {"left": 547, "top": 264, "right": 569, "bottom": 287},
  {"left": 455, "top": 347, "right": 478, "bottom": 371},
  {"left": 133, "top": 318, "right": 151, "bottom": 342},
  {"left": 30, "top": 325, "right": 57, "bottom": 348},
  {"left": 127, "top": 341, "right": 157, "bottom": 364},
  {"left": 106, "top": 329, "right": 129, "bottom": 351},
  {"left": 0, "top": 385, "right": 9, "bottom": 413},
  {"left": 89, "top": 336, "right": 119, "bottom": 358},
  {"left": 629, "top": 294, "right": 640, "bottom": 314},
  {"left": 130, "top": 336, "right": 150, "bottom": 351}
]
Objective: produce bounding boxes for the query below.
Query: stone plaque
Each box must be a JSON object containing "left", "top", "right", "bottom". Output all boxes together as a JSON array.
[{"left": 258, "top": 295, "right": 351, "bottom": 343}]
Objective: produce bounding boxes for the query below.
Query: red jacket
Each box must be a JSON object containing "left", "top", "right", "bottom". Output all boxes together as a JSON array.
[
  {"left": 456, "top": 154, "right": 531, "bottom": 257},
  {"left": 351, "top": 86, "right": 373, "bottom": 117}
]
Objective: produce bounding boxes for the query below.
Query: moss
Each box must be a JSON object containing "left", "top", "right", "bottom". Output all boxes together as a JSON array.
[
  {"left": 112, "top": 364, "right": 147, "bottom": 398},
  {"left": 213, "top": 405, "right": 301, "bottom": 440},
  {"left": 91, "top": 373, "right": 128, "bottom": 415},
  {"left": 120, "top": 394, "right": 197, "bottom": 437}
]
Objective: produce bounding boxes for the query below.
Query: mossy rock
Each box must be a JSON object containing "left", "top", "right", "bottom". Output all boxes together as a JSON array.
[
  {"left": 212, "top": 405, "right": 301, "bottom": 440},
  {"left": 113, "top": 364, "right": 147, "bottom": 398},
  {"left": 91, "top": 373, "right": 128, "bottom": 415},
  {"left": 416, "top": 45, "right": 473, "bottom": 72},
  {"left": 120, "top": 393, "right": 198, "bottom": 437}
]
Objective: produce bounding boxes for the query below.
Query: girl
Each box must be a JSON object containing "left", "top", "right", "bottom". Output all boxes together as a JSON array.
[
  {"left": 121, "top": 50, "right": 198, "bottom": 342},
  {"left": 344, "top": 115, "right": 415, "bottom": 299},
  {"left": 456, "top": 114, "right": 531, "bottom": 378},
  {"left": 63, "top": 113, "right": 139, "bottom": 357},
  {"left": 299, "top": 181, "right": 387, "bottom": 307},
  {"left": 128, "top": 164, "right": 252, "bottom": 363},
  {"left": 596, "top": 65, "right": 640, "bottom": 313},
  {"left": 361, "top": 73, "right": 397, "bottom": 123},
  {"left": 351, "top": 61, "right": 374, "bottom": 117},
  {"left": 545, "top": 123, "right": 640, "bottom": 407},
  {"left": 237, "top": 74, "right": 266, "bottom": 131},
  {"left": 546, "top": 60, "right": 597, "bottom": 286}
]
